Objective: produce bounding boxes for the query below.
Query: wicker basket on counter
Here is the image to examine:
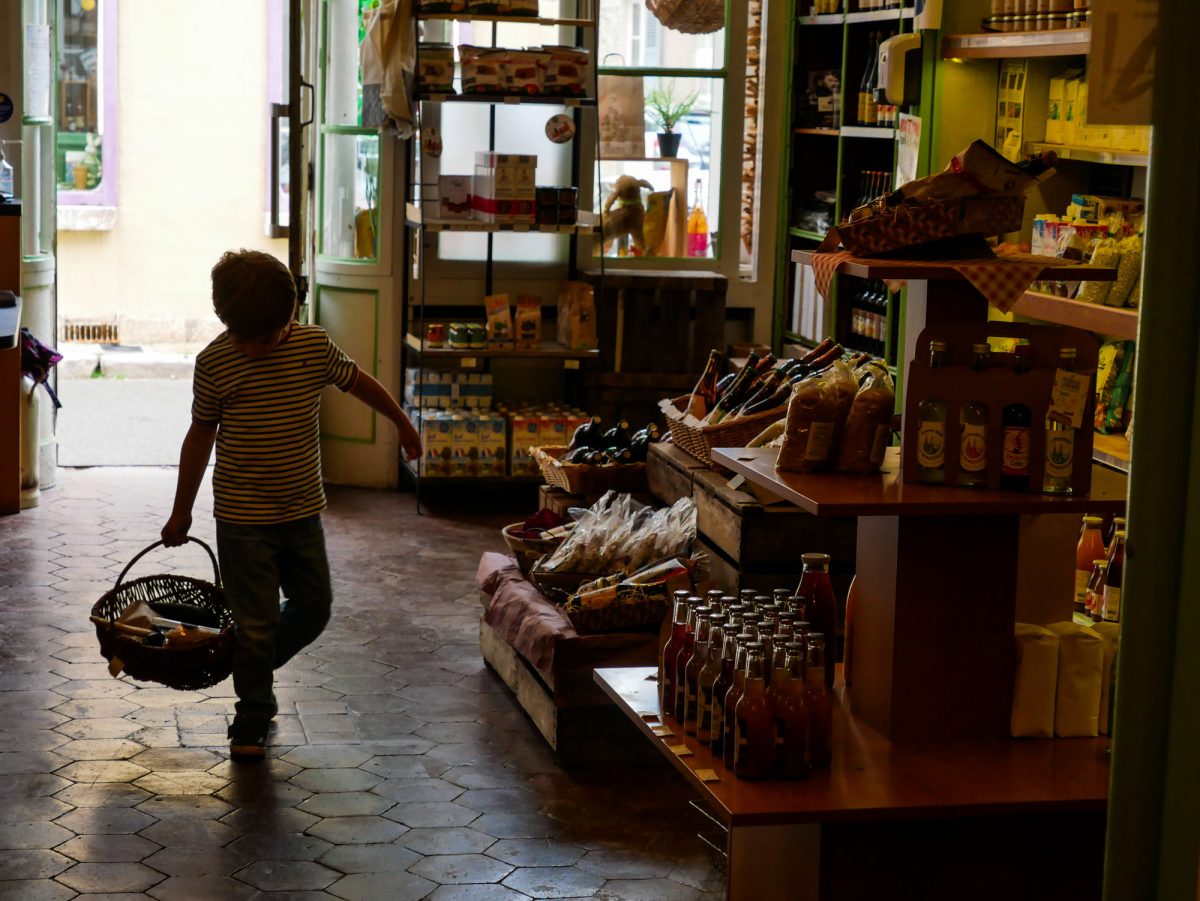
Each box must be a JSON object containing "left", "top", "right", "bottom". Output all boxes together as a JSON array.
[
  {"left": 658, "top": 396, "right": 787, "bottom": 468},
  {"left": 531, "top": 446, "right": 648, "bottom": 496}
]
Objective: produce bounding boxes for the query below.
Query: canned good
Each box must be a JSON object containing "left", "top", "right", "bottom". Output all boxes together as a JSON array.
[{"left": 425, "top": 323, "right": 447, "bottom": 348}]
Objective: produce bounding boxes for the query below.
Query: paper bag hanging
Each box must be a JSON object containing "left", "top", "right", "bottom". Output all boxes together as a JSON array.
[
  {"left": 361, "top": 0, "right": 417, "bottom": 138},
  {"left": 599, "top": 70, "right": 645, "bottom": 158}
]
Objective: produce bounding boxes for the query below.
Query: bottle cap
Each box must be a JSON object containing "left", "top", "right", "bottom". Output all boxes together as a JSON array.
[
  {"left": 1093, "top": 559, "right": 1108, "bottom": 566},
  {"left": 1115, "top": 530, "right": 1126, "bottom": 538},
  {"left": 1114, "top": 516, "right": 1126, "bottom": 523},
  {"left": 801, "top": 552, "right": 832, "bottom": 566},
  {"left": 1060, "top": 347, "right": 1077, "bottom": 359},
  {"left": 929, "top": 340, "right": 948, "bottom": 351},
  {"left": 971, "top": 343, "right": 990, "bottom": 353},
  {"left": 1083, "top": 515, "right": 1103, "bottom": 524},
  {"left": 807, "top": 632, "right": 825, "bottom": 640},
  {"left": 784, "top": 642, "right": 805, "bottom": 652},
  {"left": 746, "top": 641, "right": 764, "bottom": 650}
]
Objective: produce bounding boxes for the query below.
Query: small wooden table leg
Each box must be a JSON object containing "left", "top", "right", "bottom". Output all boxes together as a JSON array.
[{"left": 727, "top": 823, "right": 820, "bottom": 901}]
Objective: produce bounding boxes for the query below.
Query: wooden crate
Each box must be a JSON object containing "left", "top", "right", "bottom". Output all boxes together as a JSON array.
[
  {"left": 691, "top": 469, "right": 857, "bottom": 569},
  {"left": 580, "top": 268, "right": 727, "bottom": 375},
  {"left": 647, "top": 441, "right": 706, "bottom": 507},
  {"left": 583, "top": 372, "right": 696, "bottom": 433},
  {"left": 538, "top": 485, "right": 586, "bottom": 518}
]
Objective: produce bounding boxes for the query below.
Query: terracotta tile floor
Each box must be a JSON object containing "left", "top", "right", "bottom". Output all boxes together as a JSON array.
[{"left": 0, "top": 468, "right": 725, "bottom": 900}]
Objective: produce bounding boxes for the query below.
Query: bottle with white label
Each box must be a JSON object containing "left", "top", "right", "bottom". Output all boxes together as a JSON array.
[
  {"left": 915, "top": 340, "right": 948, "bottom": 484},
  {"left": 958, "top": 343, "right": 990, "bottom": 488},
  {"left": 1001, "top": 345, "right": 1034, "bottom": 492},
  {"left": 1043, "top": 347, "right": 1078, "bottom": 494}
]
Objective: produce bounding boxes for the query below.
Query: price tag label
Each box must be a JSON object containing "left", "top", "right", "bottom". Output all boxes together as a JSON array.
[
  {"left": 651, "top": 726, "right": 675, "bottom": 738},
  {"left": 693, "top": 768, "right": 721, "bottom": 783},
  {"left": 460, "top": 357, "right": 477, "bottom": 368},
  {"left": 667, "top": 744, "right": 694, "bottom": 757},
  {"left": 727, "top": 474, "right": 746, "bottom": 491},
  {"left": 563, "top": 359, "right": 580, "bottom": 370},
  {"left": 1050, "top": 368, "right": 1090, "bottom": 428}
]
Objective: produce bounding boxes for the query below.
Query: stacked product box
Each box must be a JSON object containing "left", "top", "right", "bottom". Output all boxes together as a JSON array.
[
  {"left": 411, "top": 408, "right": 508, "bottom": 479},
  {"left": 500, "top": 404, "right": 591, "bottom": 477},
  {"left": 1046, "top": 71, "right": 1151, "bottom": 153},
  {"left": 403, "top": 369, "right": 494, "bottom": 409},
  {"left": 472, "top": 152, "right": 537, "bottom": 224}
]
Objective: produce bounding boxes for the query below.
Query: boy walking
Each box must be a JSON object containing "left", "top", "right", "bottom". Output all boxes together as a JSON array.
[{"left": 162, "top": 250, "right": 420, "bottom": 759}]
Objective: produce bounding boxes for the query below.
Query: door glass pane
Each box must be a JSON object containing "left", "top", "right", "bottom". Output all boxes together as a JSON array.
[
  {"left": 321, "top": 132, "right": 380, "bottom": 260},
  {"left": 22, "top": 124, "right": 55, "bottom": 256},
  {"left": 597, "top": 0, "right": 724, "bottom": 70},
  {"left": 595, "top": 75, "right": 721, "bottom": 259},
  {"left": 57, "top": 0, "right": 104, "bottom": 191},
  {"left": 325, "top": 0, "right": 377, "bottom": 126}
]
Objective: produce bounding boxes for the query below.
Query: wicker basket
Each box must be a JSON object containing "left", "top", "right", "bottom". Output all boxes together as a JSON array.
[
  {"left": 90, "top": 538, "right": 235, "bottom": 691},
  {"left": 647, "top": 0, "right": 725, "bottom": 34},
  {"left": 532, "top": 446, "right": 648, "bottom": 496},
  {"left": 565, "top": 598, "right": 667, "bottom": 635},
  {"left": 658, "top": 396, "right": 787, "bottom": 468},
  {"left": 501, "top": 523, "right": 564, "bottom": 579}
]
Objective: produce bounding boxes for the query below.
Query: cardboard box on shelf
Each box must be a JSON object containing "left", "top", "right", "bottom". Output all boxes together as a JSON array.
[
  {"left": 438, "top": 175, "right": 473, "bottom": 220},
  {"left": 415, "top": 409, "right": 455, "bottom": 478},
  {"left": 1063, "top": 77, "right": 1083, "bottom": 146},
  {"left": 478, "top": 413, "right": 508, "bottom": 477},
  {"left": 509, "top": 409, "right": 545, "bottom": 477},
  {"left": 452, "top": 414, "right": 479, "bottom": 478}
]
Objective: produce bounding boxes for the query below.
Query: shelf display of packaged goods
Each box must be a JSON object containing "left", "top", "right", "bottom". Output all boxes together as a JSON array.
[
  {"left": 1023, "top": 141, "right": 1149, "bottom": 168},
  {"left": 941, "top": 28, "right": 1090, "bottom": 60},
  {"left": 405, "top": 203, "right": 600, "bottom": 234},
  {"left": 846, "top": 6, "right": 916, "bottom": 23},
  {"left": 1009, "top": 290, "right": 1138, "bottom": 342},
  {"left": 418, "top": 12, "right": 595, "bottom": 26},
  {"left": 794, "top": 127, "right": 840, "bottom": 136},
  {"left": 404, "top": 332, "right": 599, "bottom": 360},
  {"left": 419, "top": 92, "right": 596, "bottom": 106},
  {"left": 1093, "top": 432, "right": 1131, "bottom": 474},
  {"left": 840, "top": 125, "right": 896, "bottom": 140},
  {"left": 400, "top": 456, "right": 542, "bottom": 487},
  {"left": 711, "top": 446, "right": 1128, "bottom": 517}
]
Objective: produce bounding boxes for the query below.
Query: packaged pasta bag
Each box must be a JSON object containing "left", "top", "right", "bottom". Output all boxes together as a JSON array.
[
  {"left": 484, "top": 293, "right": 513, "bottom": 347},
  {"left": 1077, "top": 222, "right": 1120, "bottom": 305},
  {"left": 776, "top": 360, "right": 852, "bottom": 474},
  {"left": 836, "top": 364, "right": 896, "bottom": 473},
  {"left": 1101, "top": 344, "right": 1136, "bottom": 434},
  {"left": 1107, "top": 229, "right": 1143, "bottom": 308}
]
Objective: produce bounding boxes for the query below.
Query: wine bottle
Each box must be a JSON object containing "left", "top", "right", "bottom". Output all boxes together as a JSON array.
[
  {"left": 915, "top": 340, "right": 948, "bottom": 484},
  {"left": 687, "top": 349, "right": 723, "bottom": 419},
  {"left": 1001, "top": 345, "right": 1033, "bottom": 492},
  {"left": 1043, "top": 347, "right": 1077, "bottom": 494}
]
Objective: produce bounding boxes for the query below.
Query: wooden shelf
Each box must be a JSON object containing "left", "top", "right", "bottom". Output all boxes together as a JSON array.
[
  {"left": 942, "top": 28, "right": 1090, "bottom": 60},
  {"left": 404, "top": 332, "right": 599, "bottom": 360},
  {"left": 794, "top": 127, "right": 840, "bottom": 136},
  {"left": 419, "top": 92, "right": 595, "bottom": 107},
  {"left": 400, "top": 456, "right": 542, "bottom": 486},
  {"left": 594, "top": 666, "right": 1109, "bottom": 828},
  {"left": 840, "top": 125, "right": 896, "bottom": 140},
  {"left": 406, "top": 203, "right": 599, "bottom": 234},
  {"left": 419, "top": 13, "right": 594, "bottom": 26},
  {"left": 710, "top": 446, "right": 1127, "bottom": 517},
  {"left": 1009, "top": 290, "right": 1138, "bottom": 340},
  {"left": 1093, "top": 432, "right": 1130, "bottom": 474},
  {"left": 1025, "top": 141, "right": 1149, "bottom": 168},
  {"left": 846, "top": 7, "right": 915, "bottom": 22},
  {"left": 790, "top": 250, "right": 1117, "bottom": 282},
  {"left": 797, "top": 12, "right": 845, "bottom": 25}
]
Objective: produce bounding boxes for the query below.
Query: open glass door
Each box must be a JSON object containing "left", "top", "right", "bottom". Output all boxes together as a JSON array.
[{"left": 311, "top": 0, "right": 401, "bottom": 489}]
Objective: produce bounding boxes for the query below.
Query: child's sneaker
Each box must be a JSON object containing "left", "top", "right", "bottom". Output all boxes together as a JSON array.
[{"left": 228, "top": 717, "right": 269, "bottom": 761}]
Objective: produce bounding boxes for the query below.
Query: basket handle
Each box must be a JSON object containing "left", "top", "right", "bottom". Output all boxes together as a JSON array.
[{"left": 113, "top": 537, "right": 222, "bottom": 591}]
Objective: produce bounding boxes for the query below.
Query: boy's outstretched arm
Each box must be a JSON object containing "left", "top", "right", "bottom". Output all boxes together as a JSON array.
[
  {"left": 162, "top": 422, "right": 217, "bottom": 546},
  {"left": 347, "top": 368, "right": 422, "bottom": 461}
]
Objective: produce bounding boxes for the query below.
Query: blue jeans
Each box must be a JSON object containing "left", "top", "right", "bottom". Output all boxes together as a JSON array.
[{"left": 216, "top": 515, "right": 333, "bottom": 723}]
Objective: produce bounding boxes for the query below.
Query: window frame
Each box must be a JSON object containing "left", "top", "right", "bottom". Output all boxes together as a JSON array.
[{"left": 56, "top": 0, "right": 118, "bottom": 212}]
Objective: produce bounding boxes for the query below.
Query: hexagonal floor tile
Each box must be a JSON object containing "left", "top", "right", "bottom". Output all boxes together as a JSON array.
[
  {"left": 485, "top": 840, "right": 585, "bottom": 868},
  {"left": 141, "top": 846, "right": 244, "bottom": 878},
  {"left": 317, "top": 843, "right": 421, "bottom": 874},
  {"left": 133, "top": 770, "right": 228, "bottom": 796},
  {"left": 54, "top": 806, "right": 157, "bottom": 835},
  {"left": 135, "top": 795, "right": 232, "bottom": 821},
  {"left": 282, "top": 746, "right": 373, "bottom": 770},
  {"left": 371, "top": 778, "right": 464, "bottom": 804},
  {"left": 55, "top": 833, "right": 161, "bottom": 863},
  {"left": 56, "top": 861, "right": 165, "bottom": 893},
  {"left": 0, "top": 878, "right": 77, "bottom": 900},
  {"left": 326, "top": 871, "right": 437, "bottom": 901},
  {"left": 219, "top": 806, "right": 318, "bottom": 834},
  {"left": 226, "top": 831, "right": 332, "bottom": 863},
  {"left": 147, "top": 875, "right": 257, "bottom": 900},
  {"left": 469, "top": 813, "right": 562, "bottom": 841},
  {"left": 54, "top": 717, "right": 141, "bottom": 740},
  {"left": 501, "top": 866, "right": 604, "bottom": 899},
  {"left": 0, "top": 848, "right": 71, "bottom": 880},
  {"left": 362, "top": 756, "right": 448, "bottom": 781},
  {"left": 0, "top": 820, "right": 75, "bottom": 850},
  {"left": 54, "top": 783, "right": 151, "bottom": 809},
  {"left": 129, "top": 748, "right": 222, "bottom": 772},
  {"left": 306, "top": 815, "right": 408, "bottom": 845},
  {"left": 0, "top": 796, "right": 72, "bottom": 822},
  {"left": 236, "top": 859, "right": 339, "bottom": 892},
  {"left": 591, "top": 878, "right": 703, "bottom": 901},
  {"left": 576, "top": 849, "right": 675, "bottom": 881},
  {"left": 399, "top": 827, "right": 496, "bottom": 856},
  {"left": 56, "top": 760, "right": 149, "bottom": 784},
  {"left": 298, "top": 791, "right": 393, "bottom": 818},
  {"left": 290, "top": 768, "right": 382, "bottom": 794},
  {"left": 384, "top": 801, "right": 481, "bottom": 829},
  {"left": 139, "top": 818, "right": 241, "bottom": 850},
  {"left": 53, "top": 739, "right": 145, "bottom": 761},
  {"left": 407, "top": 853, "right": 514, "bottom": 886}
]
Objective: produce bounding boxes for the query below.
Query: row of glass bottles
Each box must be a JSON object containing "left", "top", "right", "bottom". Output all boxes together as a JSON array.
[
  {"left": 916, "top": 341, "right": 1078, "bottom": 493},
  {"left": 1075, "top": 515, "right": 1125, "bottom": 623},
  {"left": 658, "top": 557, "right": 839, "bottom": 780}
]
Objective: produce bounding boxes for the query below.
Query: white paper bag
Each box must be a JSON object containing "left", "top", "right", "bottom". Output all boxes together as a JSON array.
[
  {"left": 1047, "top": 621, "right": 1104, "bottom": 737},
  {"left": 1011, "top": 624, "right": 1059, "bottom": 739},
  {"left": 1091, "top": 621, "right": 1120, "bottom": 735}
]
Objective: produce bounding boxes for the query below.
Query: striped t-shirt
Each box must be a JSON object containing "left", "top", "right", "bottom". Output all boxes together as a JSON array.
[{"left": 193, "top": 324, "right": 359, "bottom": 524}]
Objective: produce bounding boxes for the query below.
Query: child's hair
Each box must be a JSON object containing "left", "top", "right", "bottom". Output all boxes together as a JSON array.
[{"left": 211, "top": 250, "right": 297, "bottom": 338}]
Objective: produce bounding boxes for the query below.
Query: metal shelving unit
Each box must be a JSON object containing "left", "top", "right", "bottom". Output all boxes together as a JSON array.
[{"left": 400, "top": 7, "right": 602, "bottom": 501}]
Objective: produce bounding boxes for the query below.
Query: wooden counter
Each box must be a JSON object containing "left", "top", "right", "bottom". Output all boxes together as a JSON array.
[{"left": 594, "top": 666, "right": 1108, "bottom": 827}]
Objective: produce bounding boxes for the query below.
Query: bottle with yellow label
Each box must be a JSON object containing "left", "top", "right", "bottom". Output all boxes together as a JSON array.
[
  {"left": 959, "top": 342, "right": 990, "bottom": 488},
  {"left": 916, "top": 340, "right": 948, "bottom": 484},
  {"left": 1043, "top": 347, "right": 1078, "bottom": 494}
]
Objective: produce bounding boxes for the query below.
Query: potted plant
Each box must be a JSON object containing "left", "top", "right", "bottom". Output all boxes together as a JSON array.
[{"left": 646, "top": 82, "right": 698, "bottom": 158}]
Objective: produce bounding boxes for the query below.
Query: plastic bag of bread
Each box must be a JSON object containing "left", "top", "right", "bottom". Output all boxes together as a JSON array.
[
  {"left": 836, "top": 363, "right": 896, "bottom": 473},
  {"left": 776, "top": 360, "right": 854, "bottom": 473}
]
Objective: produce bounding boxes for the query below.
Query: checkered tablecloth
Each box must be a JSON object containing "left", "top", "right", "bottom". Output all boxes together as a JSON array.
[{"left": 808, "top": 248, "right": 1088, "bottom": 314}]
